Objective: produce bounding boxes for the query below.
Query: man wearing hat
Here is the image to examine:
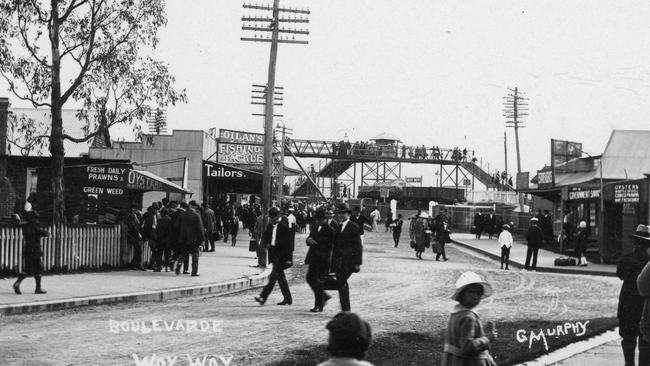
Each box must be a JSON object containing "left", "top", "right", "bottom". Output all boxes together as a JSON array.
[
  {"left": 305, "top": 208, "right": 336, "bottom": 312},
  {"left": 350, "top": 206, "right": 372, "bottom": 246},
  {"left": 619, "top": 224, "right": 650, "bottom": 365},
  {"left": 255, "top": 206, "right": 294, "bottom": 305},
  {"left": 332, "top": 203, "right": 363, "bottom": 311},
  {"left": 318, "top": 312, "right": 374, "bottom": 366},
  {"left": 175, "top": 200, "right": 205, "bottom": 276},
  {"left": 524, "top": 217, "right": 543, "bottom": 271}
]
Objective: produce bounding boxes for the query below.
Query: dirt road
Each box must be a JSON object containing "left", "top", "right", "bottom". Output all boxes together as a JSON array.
[{"left": 0, "top": 230, "right": 620, "bottom": 365}]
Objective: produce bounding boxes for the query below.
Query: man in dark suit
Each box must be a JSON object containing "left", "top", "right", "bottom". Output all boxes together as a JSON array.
[
  {"left": 473, "top": 210, "right": 483, "bottom": 239},
  {"left": 255, "top": 206, "right": 294, "bottom": 305},
  {"left": 486, "top": 209, "right": 497, "bottom": 239},
  {"left": 350, "top": 206, "right": 371, "bottom": 245},
  {"left": 524, "top": 217, "right": 544, "bottom": 271},
  {"left": 332, "top": 203, "right": 363, "bottom": 311},
  {"left": 305, "top": 208, "right": 336, "bottom": 312},
  {"left": 175, "top": 200, "right": 205, "bottom": 276}
]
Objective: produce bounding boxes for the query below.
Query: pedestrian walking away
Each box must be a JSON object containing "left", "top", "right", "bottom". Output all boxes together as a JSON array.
[
  {"left": 524, "top": 217, "right": 543, "bottom": 271},
  {"left": 12, "top": 209, "right": 49, "bottom": 295},
  {"left": 126, "top": 205, "right": 145, "bottom": 271},
  {"left": 331, "top": 203, "right": 363, "bottom": 312},
  {"left": 385, "top": 209, "right": 393, "bottom": 232},
  {"left": 175, "top": 200, "right": 205, "bottom": 276},
  {"left": 441, "top": 271, "right": 497, "bottom": 366},
  {"left": 434, "top": 217, "right": 450, "bottom": 261},
  {"left": 498, "top": 224, "right": 513, "bottom": 270},
  {"left": 410, "top": 211, "right": 429, "bottom": 260},
  {"left": 392, "top": 213, "right": 403, "bottom": 248},
  {"left": 255, "top": 206, "right": 294, "bottom": 306},
  {"left": 370, "top": 208, "right": 380, "bottom": 232},
  {"left": 305, "top": 208, "right": 336, "bottom": 312}
]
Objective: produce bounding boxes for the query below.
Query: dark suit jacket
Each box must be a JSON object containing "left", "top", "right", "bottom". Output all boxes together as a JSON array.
[
  {"left": 262, "top": 222, "right": 293, "bottom": 264},
  {"left": 351, "top": 214, "right": 372, "bottom": 234},
  {"left": 332, "top": 220, "right": 362, "bottom": 273},
  {"left": 526, "top": 225, "right": 544, "bottom": 248},
  {"left": 177, "top": 208, "right": 205, "bottom": 248},
  {"left": 305, "top": 223, "right": 335, "bottom": 265}
]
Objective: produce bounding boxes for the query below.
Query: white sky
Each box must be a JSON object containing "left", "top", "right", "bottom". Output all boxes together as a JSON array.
[{"left": 7, "top": 0, "right": 650, "bottom": 185}]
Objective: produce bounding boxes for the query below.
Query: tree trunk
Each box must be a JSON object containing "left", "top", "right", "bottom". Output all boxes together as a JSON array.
[{"left": 49, "top": 0, "right": 65, "bottom": 225}]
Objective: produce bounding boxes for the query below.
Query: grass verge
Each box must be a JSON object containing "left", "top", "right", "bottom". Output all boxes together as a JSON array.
[{"left": 268, "top": 317, "right": 618, "bottom": 366}]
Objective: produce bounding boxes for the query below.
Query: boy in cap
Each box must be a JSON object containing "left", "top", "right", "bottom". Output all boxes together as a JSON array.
[
  {"left": 318, "top": 312, "right": 374, "bottom": 366},
  {"left": 498, "top": 224, "right": 513, "bottom": 270}
]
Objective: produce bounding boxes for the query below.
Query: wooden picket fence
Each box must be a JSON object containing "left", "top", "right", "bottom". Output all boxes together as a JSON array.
[{"left": 0, "top": 224, "right": 151, "bottom": 276}]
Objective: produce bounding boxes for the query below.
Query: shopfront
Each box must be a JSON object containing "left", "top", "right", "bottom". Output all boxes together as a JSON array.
[
  {"left": 563, "top": 186, "right": 601, "bottom": 239},
  {"left": 602, "top": 179, "right": 650, "bottom": 258},
  {"left": 203, "top": 161, "right": 263, "bottom": 207}
]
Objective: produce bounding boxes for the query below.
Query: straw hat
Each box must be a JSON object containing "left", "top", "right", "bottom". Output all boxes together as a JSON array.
[
  {"left": 451, "top": 271, "right": 493, "bottom": 301},
  {"left": 631, "top": 224, "right": 650, "bottom": 242}
]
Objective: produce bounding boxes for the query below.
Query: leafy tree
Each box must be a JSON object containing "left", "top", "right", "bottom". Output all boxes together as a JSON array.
[{"left": 0, "top": 0, "right": 186, "bottom": 223}]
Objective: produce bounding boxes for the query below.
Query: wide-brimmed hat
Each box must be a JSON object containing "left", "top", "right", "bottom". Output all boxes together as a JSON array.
[
  {"left": 419, "top": 212, "right": 429, "bottom": 218},
  {"left": 336, "top": 203, "right": 352, "bottom": 213},
  {"left": 530, "top": 217, "right": 539, "bottom": 222},
  {"left": 326, "top": 312, "right": 372, "bottom": 350},
  {"left": 502, "top": 224, "right": 510, "bottom": 230},
  {"left": 631, "top": 224, "right": 650, "bottom": 242},
  {"left": 451, "top": 271, "right": 493, "bottom": 301},
  {"left": 578, "top": 221, "right": 587, "bottom": 229}
]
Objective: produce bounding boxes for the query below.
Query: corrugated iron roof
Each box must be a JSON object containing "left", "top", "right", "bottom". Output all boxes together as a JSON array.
[{"left": 600, "top": 130, "right": 650, "bottom": 180}]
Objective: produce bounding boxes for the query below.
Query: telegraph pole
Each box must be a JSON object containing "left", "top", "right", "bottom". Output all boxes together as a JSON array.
[
  {"left": 241, "top": 1, "right": 309, "bottom": 216},
  {"left": 503, "top": 131, "right": 508, "bottom": 179},
  {"left": 503, "top": 87, "right": 528, "bottom": 210}
]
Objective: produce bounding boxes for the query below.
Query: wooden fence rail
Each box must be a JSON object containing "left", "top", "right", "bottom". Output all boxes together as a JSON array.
[{"left": 0, "top": 224, "right": 151, "bottom": 275}]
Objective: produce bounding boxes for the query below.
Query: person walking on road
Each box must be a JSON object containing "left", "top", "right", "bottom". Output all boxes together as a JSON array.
[
  {"left": 434, "top": 217, "right": 450, "bottom": 261},
  {"left": 175, "top": 200, "right": 205, "bottom": 276},
  {"left": 12, "top": 210, "right": 48, "bottom": 295},
  {"left": 498, "top": 224, "right": 513, "bottom": 270},
  {"left": 255, "top": 207, "right": 294, "bottom": 306},
  {"left": 392, "top": 213, "right": 403, "bottom": 248},
  {"left": 332, "top": 203, "right": 363, "bottom": 312},
  {"left": 229, "top": 215, "right": 239, "bottom": 247},
  {"left": 524, "top": 217, "right": 543, "bottom": 271},
  {"left": 305, "top": 208, "right": 336, "bottom": 312},
  {"left": 351, "top": 207, "right": 372, "bottom": 245},
  {"left": 385, "top": 209, "right": 393, "bottom": 232},
  {"left": 621, "top": 224, "right": 650, "bottom": 366},
  {"left": 410, "top": 211, "right": 429, "bottom": 260},
  {"left": 370, "top": 208, "right": 380, "bottom": 232},
  {"left": 253, "top": 213, "right": 268, "bottom": 268}
]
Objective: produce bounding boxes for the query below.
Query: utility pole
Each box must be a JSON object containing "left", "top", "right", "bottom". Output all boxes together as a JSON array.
[
  {"left": 241, "top": 1, "right": 309, "bottom": 216},
  {"left": 503, "top": 131, "right": 508, "bottom": 179},
  {"left": 503, "top": 86, "right": 528, "bottom": 210},
  {"left": 275, "top": 122, "right": 293, "bottom": 203}
]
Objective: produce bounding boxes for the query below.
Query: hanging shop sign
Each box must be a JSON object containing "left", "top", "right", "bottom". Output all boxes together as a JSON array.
[
  {"left": 405, "top": 176, "right": 422, "bottom": 183},
  {"left": 204, "top": 161, "right": 262, "bottom": 181},
  {"left": 126, "top": 170, "right": 165, "bottom": 191},
  {"left": 568, "top": 187, "right": 600, "bottom": 200},
  {"left": 217, "top": 143, "right": 264, "bottom": 165},
  {"left": 550, "top": 139, "right": 583, "bottom": 185},
  {"left": 537, "top": 169, "right": 553, "bottom": 189},
  {"left": 614, "top": 183, "right": 640, "bottom": 203},
  {"left": 218, "top": 129, "right": 264, "bottom": 145}
]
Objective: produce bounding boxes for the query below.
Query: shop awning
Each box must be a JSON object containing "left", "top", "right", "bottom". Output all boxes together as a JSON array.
[{"left": 127, "top": 169, "right": 192, "bottom": 194}]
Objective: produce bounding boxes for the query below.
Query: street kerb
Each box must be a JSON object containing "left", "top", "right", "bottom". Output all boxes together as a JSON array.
[
  {"left": 0, "top": 266, "right": 272, "bottom": 316},
  {"left": 450, "top": 239, "right": 616, "bottom": 277}
]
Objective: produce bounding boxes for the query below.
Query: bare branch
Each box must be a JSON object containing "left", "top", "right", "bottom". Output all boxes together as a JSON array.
[
  {"left": 60, "top": 0, "right": 100, "bottom": 104},
  {"left": 1, "top": 73, "right": 52, "bottom": 108},
  {"left": 59, "top": 0, "right": 90, "bottom": 22},
  {"left": 27, "top": 0, "right": 52, "bottom": 23},
  {"left": 18, "top": 15, "right": 50, "bottom": 67}
]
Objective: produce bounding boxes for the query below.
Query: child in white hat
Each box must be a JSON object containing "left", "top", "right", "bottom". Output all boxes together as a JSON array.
[{"left": 441, "top": 271, "right": 497, "bottom": 366}]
